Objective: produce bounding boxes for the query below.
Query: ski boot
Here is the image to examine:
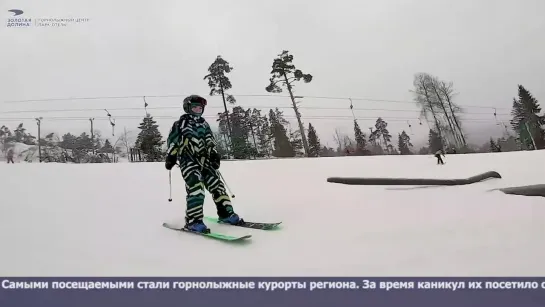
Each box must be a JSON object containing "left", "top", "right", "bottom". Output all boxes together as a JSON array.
[
  {"left": 184, "top": 220, "right": 210, "bottom": 234},
  {"left": 218, "top": 213, "right": 244, "bottom": 225}
]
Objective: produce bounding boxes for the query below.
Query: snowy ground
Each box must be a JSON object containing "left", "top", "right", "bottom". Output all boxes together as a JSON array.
[{"left": 0, "top": 151, "right": 544, "bottom": 277}]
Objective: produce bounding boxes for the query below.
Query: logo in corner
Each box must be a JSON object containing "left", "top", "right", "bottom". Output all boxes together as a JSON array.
[
  {"left": 6, "top": 9, "right": 31, "bottom": 27},
  {"left": 6, "top": 9, "right": 90, "bottom": 28},
  {"left": 8, "top": 9, "right": 24, "bottom": 16}
]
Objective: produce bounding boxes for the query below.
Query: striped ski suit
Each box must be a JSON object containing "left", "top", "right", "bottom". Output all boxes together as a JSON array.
[{"left": 166, "top": 114, "right": 234, "bottom": 224}]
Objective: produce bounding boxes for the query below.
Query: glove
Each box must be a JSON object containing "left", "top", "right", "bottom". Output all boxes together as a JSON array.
[
  {"left": 209, "top": 150, "right": 221, "bottom": 170},
  {"left": 165, "top": 154, "right": 177, "bottom": 170}
]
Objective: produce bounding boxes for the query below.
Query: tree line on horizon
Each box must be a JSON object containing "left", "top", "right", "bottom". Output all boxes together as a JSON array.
[{"left": 0, "top": 51, "right": 544, "bottom": 162}]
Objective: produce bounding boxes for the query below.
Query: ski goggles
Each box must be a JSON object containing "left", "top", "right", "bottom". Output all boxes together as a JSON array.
[{"left": 187, "top": 96, "right": 207, "bottom": 106}]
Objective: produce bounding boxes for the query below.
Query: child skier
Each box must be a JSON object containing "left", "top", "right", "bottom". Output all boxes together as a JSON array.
[
  {"left": 434, "top": 149, "right": 445, "bottom": 165},
  {"left": 164, "top": 94, "right": 243, "bottom": 233},
  {"left": 6, "top": 148, "right": 14, "bottom": 163}
]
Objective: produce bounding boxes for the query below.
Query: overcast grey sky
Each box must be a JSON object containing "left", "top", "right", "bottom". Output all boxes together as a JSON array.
[{"left": 2, "top": 0, "right": 544, "bottom": 149}]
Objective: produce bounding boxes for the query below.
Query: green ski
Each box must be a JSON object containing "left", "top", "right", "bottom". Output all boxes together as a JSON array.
[
  {"left": 204, "top": 216, "right": 282, "bottom": 230},
  {"left": 162, "top": 223, "right": 251, "bottom": 241}
]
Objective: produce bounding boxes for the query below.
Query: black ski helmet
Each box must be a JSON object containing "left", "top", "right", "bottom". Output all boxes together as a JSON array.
[{"left": 183, "top": 95, "right": 207, "bottom": 116}]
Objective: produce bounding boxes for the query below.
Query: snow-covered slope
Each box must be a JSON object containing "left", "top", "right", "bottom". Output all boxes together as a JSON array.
[{"left": 0, "top": 151, "right": 544, "bottom": 276}]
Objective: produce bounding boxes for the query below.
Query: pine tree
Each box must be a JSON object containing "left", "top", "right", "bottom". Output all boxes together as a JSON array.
[
  {"left": 489, "top": 138, "right": 500, "bottom": 152},
  {"left": 99, "top": 139, "right": 115, "bottom": 162},
  {"left": 60, "top": 133, "right": 78, "bottom": 150},
  {"left": 510, "top": 85, "right": 545, "bottom": 149},
  {"left": 368, "top": 127, "right": 382, "bottom": 154},
  {"left": 204, "top": 56, "right": 236, "bottom": 144},
  {"left": 397, "top": 130, "right": 413, "bottom": 155},
  {"left": 307, "top": 123, "right": 321, "bottom": 157},
  {"left": 265, "top": 50, "right": 313, "bottom": 156},
  {"left": 71, "top": 132, "right": 94, "bottom": 162},
  {"left": 101, "top": 139, "right": 115, "bottom": 154},
  {"left": 289, "top": 128, "right": 304, "bottom": 156},
  {"left": 319, "top": 146, "right": 336, "bottom": 157},
  {"left": 256, "top": 114, "right": 271, "bottom": 157},
  {"left": 76, "top": 132, "right": 93, "bottom": 151},
  {"left": 353, "top": 120, "right": 367, "bottom": 155},
  {"left": 247, "top": 108, "right": 263, "bottom": 157},
  {"left": 371, "top": 117, "right": 392, "bottom": 153},
  {"left": 268, "top": 108, "right": 294, "bottom": 157},
  {"left": 216, "top": 111, "right": 231, "bottom": 156},
  {"left": 387, "top": 144, "right": 398, "bottom": 154},
  {"left": 229, "top": 106, "right": 252, "bottom": 159},
  {"left": 135, "top": 114, "right": 164, "bottom": 161}
]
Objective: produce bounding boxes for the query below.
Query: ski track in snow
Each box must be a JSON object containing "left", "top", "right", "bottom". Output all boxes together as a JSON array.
[{"left": 0, "top": 151, "right": 544, "bottom": 276}]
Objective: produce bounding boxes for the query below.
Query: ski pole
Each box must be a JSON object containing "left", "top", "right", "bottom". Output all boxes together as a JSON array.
[
  {"left": 168, "top": 170, "right": 173, "bottom": 202},
  {"left": 218, "top": 171, "right": 235, "bottom": 199}
]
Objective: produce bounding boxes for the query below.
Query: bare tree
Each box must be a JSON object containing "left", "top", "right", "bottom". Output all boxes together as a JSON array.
[
  {"left": 411, "top": 73, "right": 467, "bottom": 149},
  {"left": 428, "top": 76, "right": 459, "bottom": 146},
  {"left": 342, "top": 135, "right": 354, "bottom": 152},
  {"left": 333, "top": 128, "right": 344, "bottom": 152},
  {"left": 411, "top": 73, "right": 444, "bottom": 145},
  {"left": 117, "top": 127, "right": 133, "bottom": 158},
  {"left": 436, "top": 80, "right": 467, "bottom": 147}
]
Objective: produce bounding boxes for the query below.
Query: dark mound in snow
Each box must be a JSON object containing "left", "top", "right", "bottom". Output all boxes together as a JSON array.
[
  {"left": 499, "top": 184, "right": 545, "bottom": 198},
  {"left": 327, "top": 171, "right": 502, "bottom": 186}
]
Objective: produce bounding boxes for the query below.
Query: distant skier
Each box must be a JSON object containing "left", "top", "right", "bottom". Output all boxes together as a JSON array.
[
  {"left": 434, "top": 149, "right": 445, "bottom": 165},
  {"left": 164, "top": 94, "right": 243, "bottom": 233},
  {"left": 6, "top": 148, "right": 14, "bottom": 164}
]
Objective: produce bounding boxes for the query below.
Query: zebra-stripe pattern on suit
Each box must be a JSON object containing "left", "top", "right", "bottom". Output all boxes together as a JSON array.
[{"left": 166, "top": 114, "right": 234, "bottom": 225}]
